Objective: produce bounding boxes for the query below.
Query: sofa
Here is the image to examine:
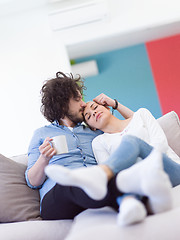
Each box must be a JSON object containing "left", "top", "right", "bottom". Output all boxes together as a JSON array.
[{"left": 0, "top": 111, "right": 180, "bottom": 240}]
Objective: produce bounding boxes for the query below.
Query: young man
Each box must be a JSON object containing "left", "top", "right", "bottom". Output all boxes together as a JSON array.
[
  {"left": 25, "top": 71, "right": 172, "bottom": 226},
  {"left": 25, "top": 71, "right": 121, "bottom": 220}
]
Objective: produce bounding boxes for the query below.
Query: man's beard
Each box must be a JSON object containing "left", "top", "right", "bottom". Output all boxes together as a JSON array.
[{"left": 66, "top": 110, "right": 84, "bottom": 124}]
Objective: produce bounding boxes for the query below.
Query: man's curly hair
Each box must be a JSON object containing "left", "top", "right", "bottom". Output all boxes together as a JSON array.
[{"left": 40, "top": 71, "right": 86, "bottom": 123}]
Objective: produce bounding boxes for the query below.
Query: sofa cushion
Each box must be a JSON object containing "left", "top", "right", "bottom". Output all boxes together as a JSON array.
[
  {"left": 0, "top": 154, "right": 41, "bottom": 223},
  {"left": 0, "top": 219, "right": 73, "bottom": 240},
  {"left": 66, "top": 186, "right": 180, "bottom": 240},
  {"left": 157, "top": 111, "right": 180, "bottom": 157},
  {"left": 66, "top": 206, "right": 180, "bottom": 240}
]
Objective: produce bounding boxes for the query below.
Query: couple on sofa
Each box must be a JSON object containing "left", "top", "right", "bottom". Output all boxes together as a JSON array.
[{"left": 25, "top": 71, "right": 180, "bottom": 227}]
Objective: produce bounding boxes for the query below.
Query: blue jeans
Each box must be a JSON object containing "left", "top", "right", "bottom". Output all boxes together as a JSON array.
[{"left": 105, "top": 135, "right": 180, "bottom": 187}]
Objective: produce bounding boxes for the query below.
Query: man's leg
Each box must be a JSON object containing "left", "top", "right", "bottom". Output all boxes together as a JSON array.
[{"left": 41, "top": 177, "right": 121, "bottom": 220}]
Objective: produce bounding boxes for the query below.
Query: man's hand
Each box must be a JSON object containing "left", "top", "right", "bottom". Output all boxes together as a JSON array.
[
  {"left": 93, "top": 93, "right": 116, "bottom": 108},
  {"left": 27, "top": 137, "right": 56, "bottom": 187},
  {"left": 39, "top": 137, "right": 56, "bottom": 163}
]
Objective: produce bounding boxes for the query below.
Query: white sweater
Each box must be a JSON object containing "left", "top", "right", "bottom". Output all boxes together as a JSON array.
[{"left": 92, "top": 108, "right": 179, "bottom": 164}]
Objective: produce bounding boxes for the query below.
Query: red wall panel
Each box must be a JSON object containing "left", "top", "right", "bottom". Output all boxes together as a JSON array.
[{"left": 146, "top": 34, "right": 180, "bottom": 117}]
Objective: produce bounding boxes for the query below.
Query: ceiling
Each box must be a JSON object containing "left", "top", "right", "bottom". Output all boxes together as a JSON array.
[
  {"left": 47, "top": 0, "right": 180, "bottom": 59},
  {"left": 1, "top": 0, "right": 180, "bottom": 59}
]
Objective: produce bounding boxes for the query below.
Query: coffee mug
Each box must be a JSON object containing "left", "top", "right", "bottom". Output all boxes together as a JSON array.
[{"left": 51, "top": 135, "right": 68, "bottom": 155}]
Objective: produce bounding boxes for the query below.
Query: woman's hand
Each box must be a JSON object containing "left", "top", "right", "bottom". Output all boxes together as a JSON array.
[
  {"left": 94, "top": 93, "right": 134, "bottom": 119},
  {"left": 93, "top": 93, "right": 115, "bottom": 108},
  {"left": 39, "top": 137, "right": 56, "bottom": 163}
]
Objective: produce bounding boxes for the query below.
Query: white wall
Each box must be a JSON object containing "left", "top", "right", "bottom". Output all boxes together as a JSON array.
[
  {"left": 1, "top": 0, "right": 180, "bottom": 156},
  {"left": 0, "top": 2, "right": 71, "bottom": 157}
]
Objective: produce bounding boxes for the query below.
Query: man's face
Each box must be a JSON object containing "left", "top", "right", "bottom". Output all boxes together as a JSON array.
[{"left": 66, "top": 93, "right": 87, "bottom": 124}]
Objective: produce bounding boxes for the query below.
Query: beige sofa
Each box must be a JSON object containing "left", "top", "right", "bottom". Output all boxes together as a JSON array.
[{"left": 0, "top": 111, "right": 180, "bottom": 240}]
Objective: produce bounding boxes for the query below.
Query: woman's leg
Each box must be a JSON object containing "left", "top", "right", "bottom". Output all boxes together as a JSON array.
[
  {"left": 104, "top": 135, "right": 152, "bottom": 174},
  {"left": 105, "top": 135, "right": 180, "bottom": 187},
  {"left": 116, "top": 149, "right": 173, "bottom": 214},
  {"left": 162, "top": 152, "right": 180, "bottom": 187}
]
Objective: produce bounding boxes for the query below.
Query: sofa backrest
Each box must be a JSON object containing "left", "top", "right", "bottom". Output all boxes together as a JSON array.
[
  {"left": 157, "top": 111, "right": 180, "bottom": 157},
  {"left": 10, "top": 111, "right": 180, "bottom": 165}
]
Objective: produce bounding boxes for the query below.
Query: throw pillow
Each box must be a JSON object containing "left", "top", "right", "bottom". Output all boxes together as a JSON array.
[{"left": 0, "top": 154, "right": 41, "bottom": 222}]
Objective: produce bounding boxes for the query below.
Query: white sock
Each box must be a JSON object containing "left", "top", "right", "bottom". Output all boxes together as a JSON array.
[
  {"left": 45, "top": 165, "right": 108, "bottom": 200},
  {"left": 117, "top": 197, "right": 147, "bottom": 226},
  {"left": 116, "top": 149, "right": 165, "bottom": 194},
  {"left": 116, "top": 149, "right": 173, "bottom": 213},
  {"left": 143, "top": 170, "right": 173, "bottom": 214}
]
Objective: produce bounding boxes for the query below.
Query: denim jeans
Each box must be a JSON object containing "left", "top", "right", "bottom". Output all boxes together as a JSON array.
[{"left": 105, "top": 135, "right": 180, "bottom": 187}]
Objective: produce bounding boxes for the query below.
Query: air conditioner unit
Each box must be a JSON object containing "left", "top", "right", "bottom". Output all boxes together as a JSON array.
[
  {"left": 48, "top": 0, "right": 109, "bottom": 31},
  {"left": 71, "top": 60, "right": 99, "bottom": 78}
]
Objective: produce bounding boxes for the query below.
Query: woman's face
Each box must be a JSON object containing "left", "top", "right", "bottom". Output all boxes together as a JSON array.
[{"left": 83, "top": 101, "right": 111, "bottom": 130}]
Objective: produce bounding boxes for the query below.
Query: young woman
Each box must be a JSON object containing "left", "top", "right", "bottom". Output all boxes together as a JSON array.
[
  {"left": 83, "top": 94, "right": 179, "bottom": 166},
  {"left": 45, "top": 94, "right": 179, "bottom": 226}
]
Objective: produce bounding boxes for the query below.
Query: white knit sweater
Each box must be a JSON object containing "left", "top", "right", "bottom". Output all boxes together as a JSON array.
[{"left": 92, "top": 108, "right": 179, "bottom": 164}]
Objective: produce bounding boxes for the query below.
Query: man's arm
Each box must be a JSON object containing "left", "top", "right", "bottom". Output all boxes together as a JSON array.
[
  {"left": 93, "top": 93, "right": 134, "bottom": 119},
  {"left": 27, "top": 137, "right": 56, "bottom": 187}
]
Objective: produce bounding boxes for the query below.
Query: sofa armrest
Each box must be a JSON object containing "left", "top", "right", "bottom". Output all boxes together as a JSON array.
[{"left": 157, "top": 111, "right": 180, "bottom": 157}]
